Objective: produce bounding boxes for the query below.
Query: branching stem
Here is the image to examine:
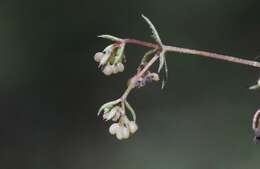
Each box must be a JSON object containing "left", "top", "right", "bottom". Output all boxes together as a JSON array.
[
  {"left": 120, "top": 53, "right": 161, "bottom": 102},
  {"left": 124, "top": 38, "right": 260, "bottom": 68},
  {"left": 120, "top": 38, "right": 260, "bottom": 103}
]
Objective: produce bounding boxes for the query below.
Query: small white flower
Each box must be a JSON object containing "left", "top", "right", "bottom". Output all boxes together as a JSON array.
[
  {"left": 103, "top": 106, "right": 119, "bottom": 121},
  {"left": 112, "top": 110, "right": 121, "bottom": 121},
  {"left": 98, "top": 100, "right": 138, "bottom": 140},
  {"left": 117, "top": 63, "right": 124, "bottom": 72},
  {"left": 99, "top": 53, "right": 111, "bottom": 67},
  {"left": 109, "top": 123, "right": 119, "bottom": 135},
  {"left": 128, "top": 121, "right": 138, "bottom": 134},
  {"left": 121, "top": 126, "right": 130, "bottom": 139},
  {"left": 116, "top": 127, "right": 124, "bottom": 140},
  {"left": 94, "top": 52, "right": 104, "bottom": 62},
  {"left": 112, "top": 65, "right": 119, "bottom": 74},
  {"left": 150, "top": 73, "right": 159, "bottom": 81},
  {"left": 103, "top": 65, "right": 113, "bottom": 76}
]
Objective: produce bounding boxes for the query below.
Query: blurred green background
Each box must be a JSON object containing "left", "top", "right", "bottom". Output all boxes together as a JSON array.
[{"left": 0, "top": 0, "right": 260, "bottom": 169}]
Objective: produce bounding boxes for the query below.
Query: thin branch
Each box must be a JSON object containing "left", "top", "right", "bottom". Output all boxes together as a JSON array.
[
  {"left": 121, "top": 54, "right": 160, "bottom": 101},
  {"left": 124, "top": 39, "right": 160, "bottom": 49},
  {"left": 123, "top": 38, "right": 260, "bottom": 68},
  {"left": 164, "top": 45, "right": 260, "bottom": 68}
]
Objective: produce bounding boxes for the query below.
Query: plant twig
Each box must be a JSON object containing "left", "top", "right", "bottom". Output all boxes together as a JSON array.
[
  {"left": 96, "top": 15, "right": 260, "bottom": 141},
  {"left": 123, "top": 38, "right": 260, "bottom": 68}
]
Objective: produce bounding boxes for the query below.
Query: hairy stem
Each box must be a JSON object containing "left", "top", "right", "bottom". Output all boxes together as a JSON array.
[
  {"left": 121, "top": 54, "right": 160, "bottom": 101},
  {"left": 124, "top": 38, "right": 260, "bottom": 68},
  {"left": 119, "top": 37, "right": 260, "bottom": 108},
  {"left": 124, "top": 39, "right": 160, "bottom": 49},
  {"left": 164, "top": 45, "right": 260, "bottom": 68}
]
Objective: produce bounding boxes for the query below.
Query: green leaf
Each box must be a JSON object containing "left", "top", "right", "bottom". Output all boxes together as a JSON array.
[
  {"left": 161, "top": 56, "right": 168, "bottom": 89},
  {"left": 249, "top": 84, "right": 260, "bottom": 90},
  {"left": 98, "top": 35, "right": 122, "bottom": 42},
  {"left": 97, "top": 99, "right": 121, "bottom": 116},
  {"left": 125, "top": 100, "right": 136, "bottom": 121},
  {"left": 141, "top": 15, "right": 163, "bottom": 46},
  {"left": 158, "top": 52, "right": 165, "bottom": 73},
  {"left": 141, "top": 49, "right": 157, "bottom": 65}
]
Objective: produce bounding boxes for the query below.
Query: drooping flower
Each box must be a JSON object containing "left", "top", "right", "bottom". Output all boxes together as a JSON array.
[
  {"left": 98, "top": 99, "right": 138, "bottom": 140},
  {"left": 128, "top": 121, "right": 138, "bottom": 134},
  {"left": 108, "top": 115, "right": 138, "bottom": 140},
  {"left": 93, "top": 41, "right": 126, "bottom": 76}
]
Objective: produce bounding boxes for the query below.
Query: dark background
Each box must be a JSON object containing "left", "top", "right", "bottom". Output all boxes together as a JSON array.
[{"left": 0, "top": 0, "right": 260, "bottom": 169}]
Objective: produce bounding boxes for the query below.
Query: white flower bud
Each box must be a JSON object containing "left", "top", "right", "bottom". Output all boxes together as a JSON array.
[
  {"left": 94, "top": 52, "right": 104, "bottom": 62},
  {"left": 112, "top": 107, "right": 123, "bottom": 121},
  {"left": 121, "top": 126, "right": 130, "bottom": 139},
  {"left": 103, "top": 107, "right": 117, "bottom": 121},
  {"left": 109, "top": 123, "right": 119, "bottom": 135},
  {"left": 116, "top": 127, "right": 124, "bottom": 140},
  {"left": 112, "top": 111, "right": 121, "bottom": 121},
  {"left": 112, "top": 65, "right": 119, "bottom": 74},
  {"left": 117, "top": 63, "right": 124, "bottom": 72},
  {"left": 99, "top": 53, "right": 110, "bottom": 66},
  {"left": 151, "top": 73, "right": 159, "bottom": 81},
  {"left": 128, "top": 121, "right": 138, "bottom": 134},
  {"left": 257, "top": 78, "right": 260, "bottom": 86},
  {"left": 103, "top": 65, "right": 113, "bottom": 76}
]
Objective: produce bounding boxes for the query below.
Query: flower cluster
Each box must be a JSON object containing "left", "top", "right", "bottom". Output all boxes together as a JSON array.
[
  {"left": 109, "top": 115, "right": 138, "bottom": 140},
  {"left": 98, "top": 99, "right": 138, "bottom": 140},
  {"left": 94, "top": 43, "right": 126, "bottom": 76}
]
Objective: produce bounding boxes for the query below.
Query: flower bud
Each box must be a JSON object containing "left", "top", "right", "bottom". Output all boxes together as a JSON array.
[
  {"left": 121, "top": 126, "right": 130, "bottom": 139},
  {"left": 257, "top": 78, "right": 260, "bottom": 86},
  {"left": 112, "top": 65, "right": 119, "bottom": 74},
  {"left": 150, "top": 73, "right": 159, "bottom": 81},
  {"left": 112, "top": 111, "right": 121, "bottom": 121},
  {"left": 103, "top": 107, "right": 117, "bottom": 121},
  {"left": 117, "top": 63, "right": 124, "bottom": 72},
  {"left": 94, "top": 52, "right": 104, "bottom": 62},
  {"left": 109, "top": 123, "right": 119, "bottom": 135},
  {"left": 116, "top": 127, "right": 124, "bottom": 140},
  {"left": 99, "top": 53, "right": 110, "bottom": 67},
  {"left": 128, "top": 121, "right": 138, "bottom": 134},
  {"left": 103, "top": 65, "right": 113, "bottom": 76}
]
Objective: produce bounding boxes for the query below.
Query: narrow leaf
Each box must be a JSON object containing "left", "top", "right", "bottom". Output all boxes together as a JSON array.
[
  {"left": 98, "top": 35, "right": 121, "bottom": 42},
  {"left": 249, "top": 85, "right": 260, "bottom": 90},
  {"left": 157, "top": 52, "right": 165, "bottom": 73},
  {"left": 125, "top": 100, "right": 136, "bottom": 121},
  {"left": 97, "top": 99, "right": 121, "bottom": 116},
  {"left": 141, "top": 15, "right": 163, "bottom": 46},
  {"left": 161, "top": 56, "right": 168, "bottom": 89},
  {"left": 141, "top": 49, "right": 157, "bottom": 65}
]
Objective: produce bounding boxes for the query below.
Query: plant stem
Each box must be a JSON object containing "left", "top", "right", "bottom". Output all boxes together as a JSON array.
[
  {"left": 120, "top": 38, "right": 260, "bottom": 103},
  {"left": 124, "top": 39, "right": 160, "bottom": 49},
  {"left": 164, "top": 45, "right": 260, "bottom": 68},
  {"left": 121, "top": 54, "right": 161, "bottom": 101},
  {"left": 124, "top": 38, "right": 260, "bottom": 68}
]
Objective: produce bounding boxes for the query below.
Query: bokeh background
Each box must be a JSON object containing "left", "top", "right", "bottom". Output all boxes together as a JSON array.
[{"left": 0, "top": 0, "right": 260, "bottom": 169}]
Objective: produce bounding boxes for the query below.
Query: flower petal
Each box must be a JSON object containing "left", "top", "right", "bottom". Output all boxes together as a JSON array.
[{"left": 97, "top": 99, "right": 121, "bottom": 116}]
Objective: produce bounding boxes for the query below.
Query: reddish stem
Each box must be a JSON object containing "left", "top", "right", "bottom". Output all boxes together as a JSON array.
[
  {"left": 164, "top": 45, "right": 260, "bottom": 68},
  {"left": 123, "top": 38, "right": 260, "bottom": 68},
  {"left": 124, "top": 39, "right": 160, "bottom": 49}
]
